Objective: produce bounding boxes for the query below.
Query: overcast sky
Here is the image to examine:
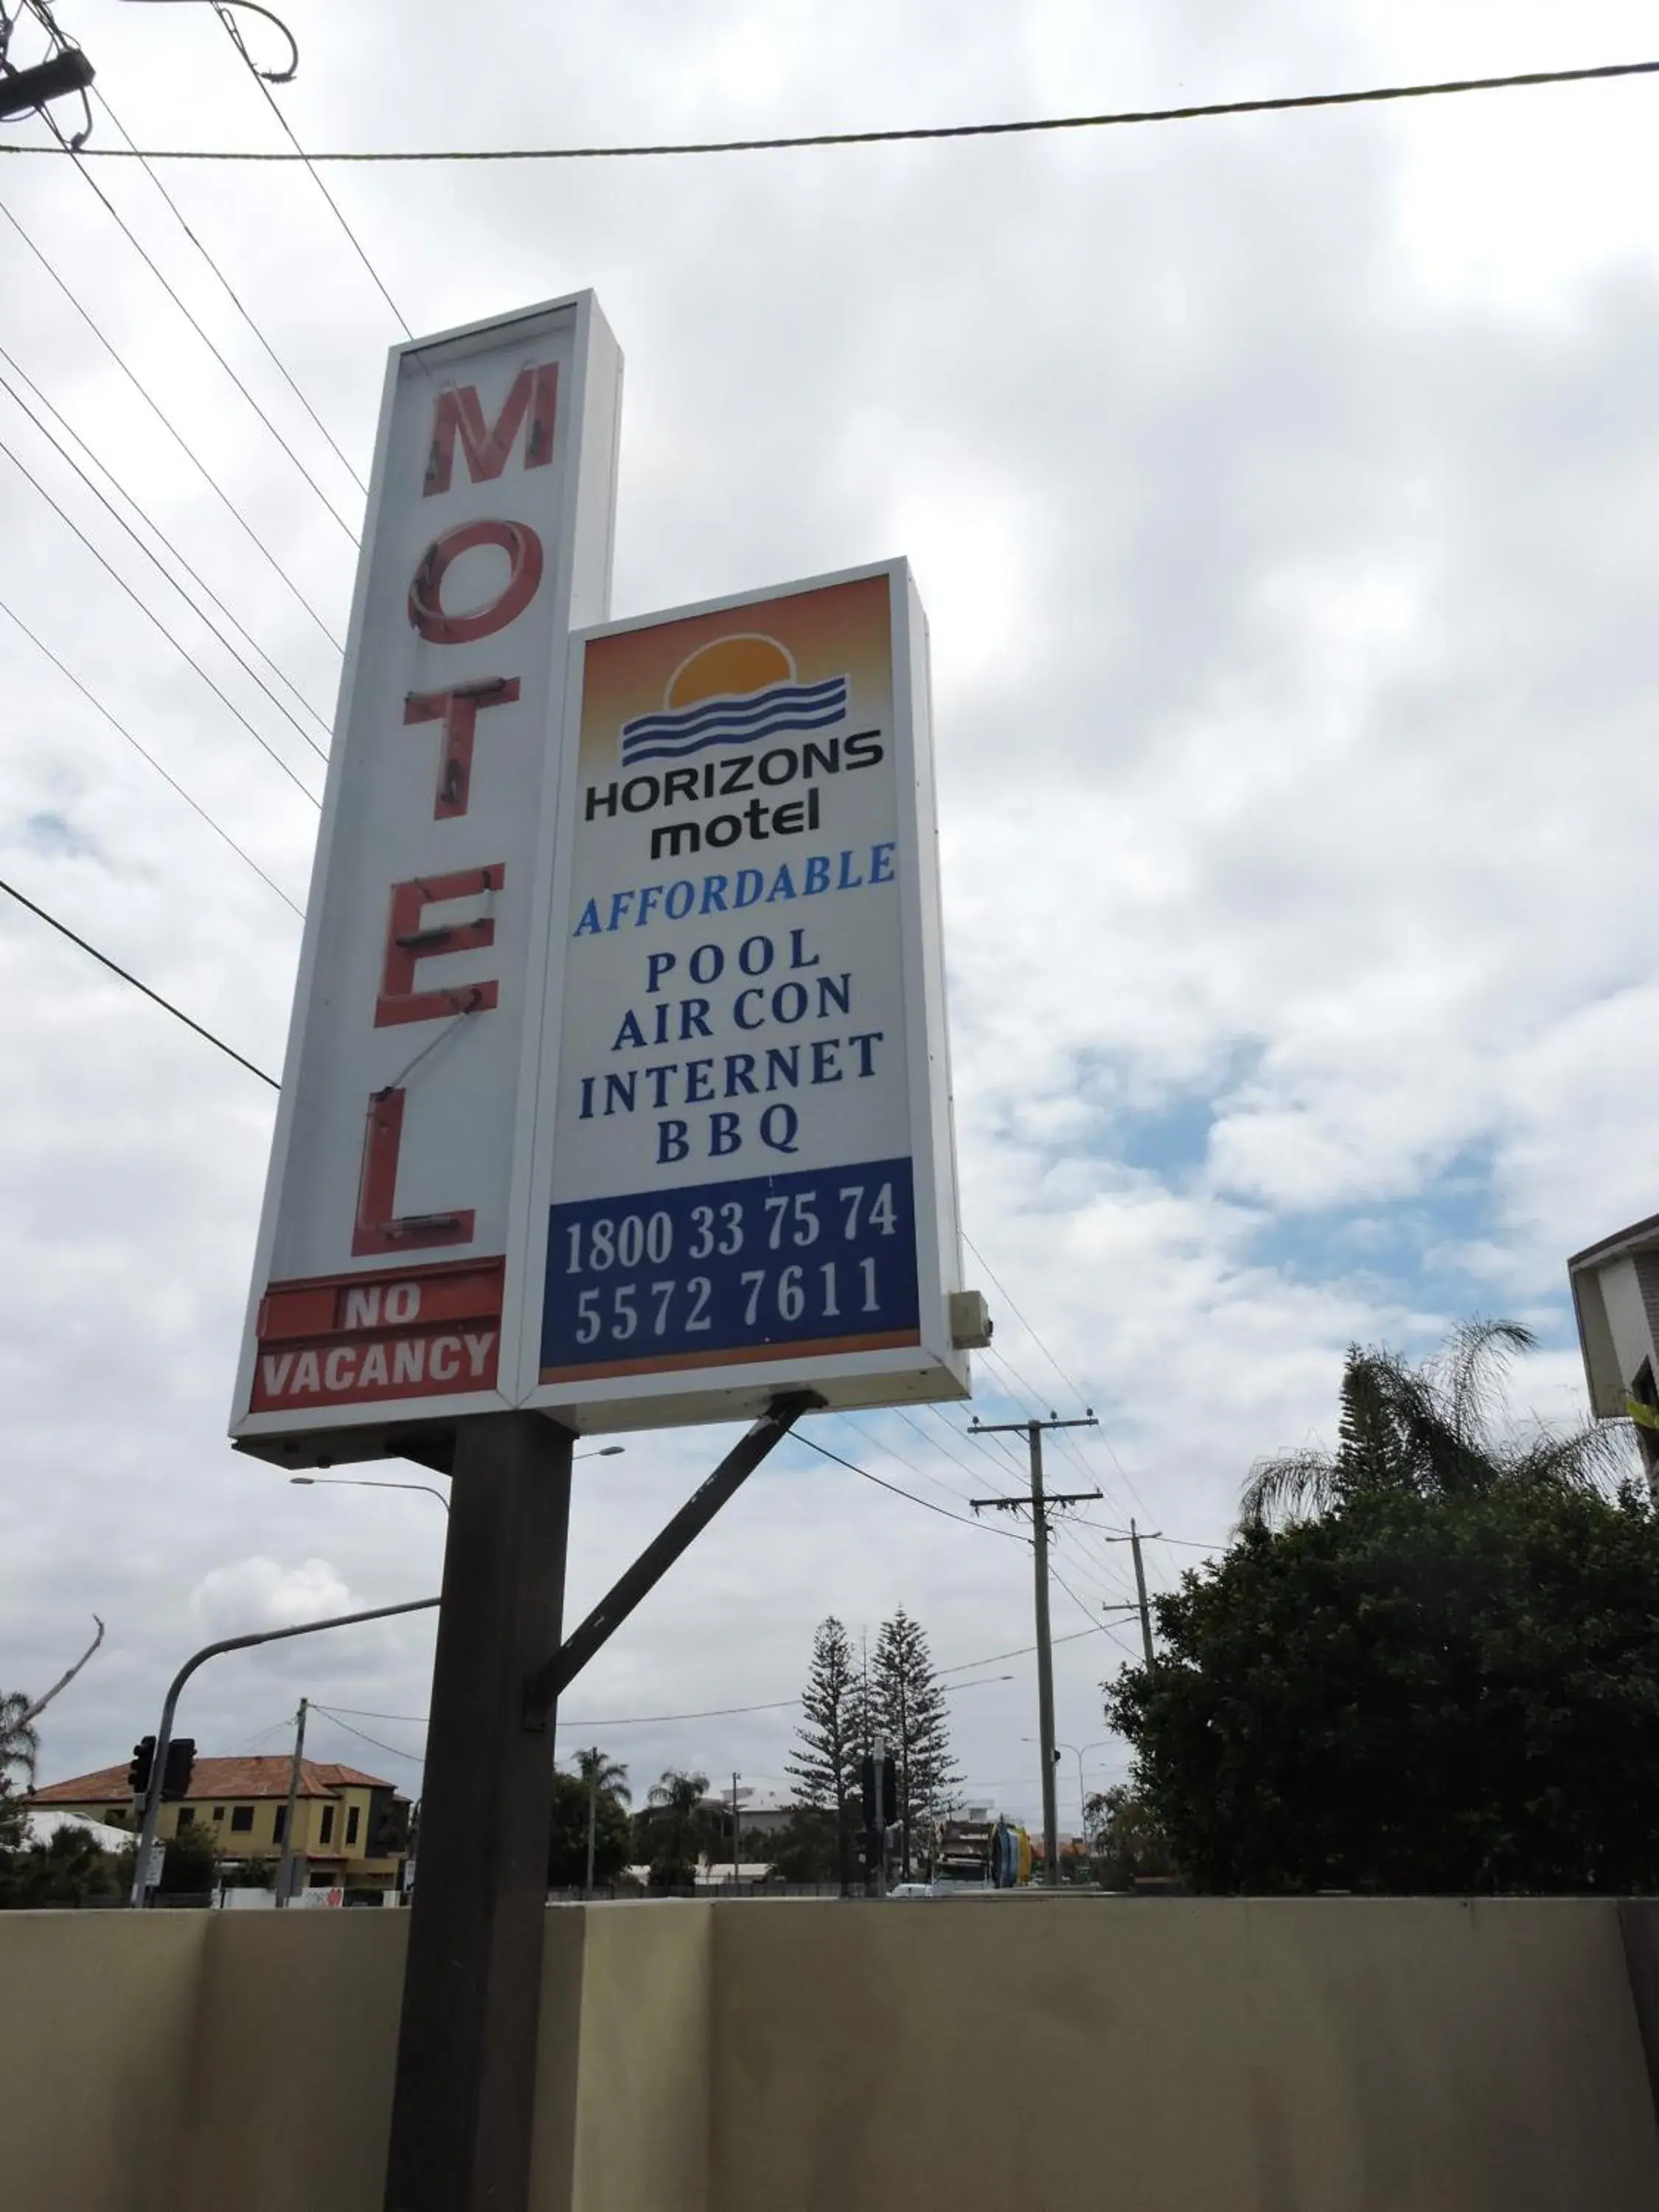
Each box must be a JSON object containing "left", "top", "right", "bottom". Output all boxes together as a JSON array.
[{"left": 2, "top": 1, "right": 1656, "bottom": 1834}]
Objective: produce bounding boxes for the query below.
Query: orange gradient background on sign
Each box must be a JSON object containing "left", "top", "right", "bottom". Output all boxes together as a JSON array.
[{"left": 577, "top": 573, "right": 894, "bottom": 771}]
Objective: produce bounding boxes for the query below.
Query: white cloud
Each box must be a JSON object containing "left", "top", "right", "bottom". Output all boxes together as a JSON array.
[
  {"left": 189, "top": 1557, "right": 354, "bottom": 1638},
  {"left": 2, "top": 0, "right": 1657, "bottom": 1824}
]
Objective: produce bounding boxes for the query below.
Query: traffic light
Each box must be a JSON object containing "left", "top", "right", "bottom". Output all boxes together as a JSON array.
[
  {"left": 369, "top": 1800, "right": 411, "bottom": 1858},
  {"left": 160, "top": 1738, "right": 195, "bottom": 1801},
  {"left": 128, "top": 1737, "right": 156, "bottom": 1797},
  {"left": 859, "top": 1753, "right": 897, "bottom": 1832},
  {"left": 859, "top": 1752, "right": 899, "bottom": 1871}
]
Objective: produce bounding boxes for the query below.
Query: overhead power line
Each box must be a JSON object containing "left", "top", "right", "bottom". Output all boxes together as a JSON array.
[
  {"left": 0, "top": 872, "right": 282, "bottom": 1088},
  {"left": 307, "top": 1703, "right": 423, "bottom": 1764},
  {"left": 92, "top": 87, "right": 369, "bottom": 495},
  {"left": 796, "top": 1433, "right": 1027, "bottom": 1540},
  {"left": 45, "top": 113, "right": 361, "bottom": 538},
  {"left": 1, "top": 55, "right": 1653, "bottom": 163},
  {"left": 0, "top": 591, "right": 303, "bottom": 914},
  {"left": 0, "top": 190, "right": 344, "bottom": 648},
  {"left": 0, "top": 421, "right": 324, "bottom": 802},
  {"left": 937, "top": 1624, "right": 1118, "bottom": 1675},
  {"left": 212, "top": 0, "right": 415, "bottom": 339},
  {"left": 0, "top": 345, "right": 333, "bottom": 757}
]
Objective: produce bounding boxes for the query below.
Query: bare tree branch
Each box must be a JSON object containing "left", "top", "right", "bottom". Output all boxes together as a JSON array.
[{"left": 18, "top": 1615, "right": 105, "bottom": 1729}]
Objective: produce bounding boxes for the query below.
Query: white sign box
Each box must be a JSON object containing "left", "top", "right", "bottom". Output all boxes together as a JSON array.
[
  {"left": 232, "top": 293, "right": 622, "bottom": 1462},
  {"left": 518, "top": 561, "right": 969, "bottom": 1430}
]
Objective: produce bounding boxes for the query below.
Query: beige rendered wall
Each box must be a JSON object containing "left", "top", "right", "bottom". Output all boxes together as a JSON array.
[
  {"left": 711, "top": 1896, "right": 1659, "bottom": 2212},
  {"left": 2, "top": 1896, "right": 1658, "bottom": 2212},
  {"left": 566, "top": 1902, "right": 712, "bottom": 2212},
  {"left": 0, "top": 1912, "right": 209, "bottom": 2212}
]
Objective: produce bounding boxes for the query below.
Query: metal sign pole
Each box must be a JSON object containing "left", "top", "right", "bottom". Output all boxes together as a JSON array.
[{"left": 381, "top": 1412, "right": 574, "bottom": 2212}]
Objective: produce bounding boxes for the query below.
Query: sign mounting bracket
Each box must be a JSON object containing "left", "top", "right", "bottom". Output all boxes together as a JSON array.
[{"left": 521, "top": 1389, "right": 820, "bottom": 1728}]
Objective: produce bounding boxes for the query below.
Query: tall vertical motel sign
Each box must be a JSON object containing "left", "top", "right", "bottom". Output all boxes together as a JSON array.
[{"left": 233, "top": 293, "right": 981, "bottom": 1468}]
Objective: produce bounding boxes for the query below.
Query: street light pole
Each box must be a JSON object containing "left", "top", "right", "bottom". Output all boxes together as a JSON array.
[
  {"left": 128, "top": 1595, "right": 442, "bottom": 1907},
  {"left": 1034, "top": 1739, "right": 1115, "bottom": 1858},
  {"left": 291, "top": 1477, "right": 453, "bottom": 1512},
  {"left": 290, "top": 1450, "right": 623, "bottom": 1514}
]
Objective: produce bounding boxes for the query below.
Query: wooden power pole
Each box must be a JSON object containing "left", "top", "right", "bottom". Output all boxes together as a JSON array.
[{"left": 970, "top": 1413, "right": 1099, "bottom": 1885}]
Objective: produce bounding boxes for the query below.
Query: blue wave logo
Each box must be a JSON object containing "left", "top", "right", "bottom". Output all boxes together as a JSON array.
[{"left": 620, "top": 673, "right": 849, "bottom": 768}]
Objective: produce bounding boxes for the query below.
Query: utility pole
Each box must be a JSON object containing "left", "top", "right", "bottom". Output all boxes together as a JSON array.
[
  {"left": 971, "top": 1413, "right": 1099, "bottom": 1888},
  {"left": 274, "top": 1697, "right": 308, "bottom": 1907},
  {"left": 583, "top": 1749, "right": 599, "bottom": 1899},
  {"left": 1101, "top": 1520, "right": 1162, "bottom": 1668},
  {"left": 872, "top": 1728, "right": 888, "bottom": 1899},
  {"left": 731, "top": 1773, "right": 741, "bottom": 1889},
  {"left": 1130, "top": 1519, "right": 1157, "bottom": 1669}
]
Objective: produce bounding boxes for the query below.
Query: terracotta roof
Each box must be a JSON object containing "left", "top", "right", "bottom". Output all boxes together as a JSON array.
[{"left": 29, "top": 1755, "right": 393, "bottom": 1805}]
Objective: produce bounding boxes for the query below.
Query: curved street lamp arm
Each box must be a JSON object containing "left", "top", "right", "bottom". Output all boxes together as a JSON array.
[{"left": 129, "top": 1593, "right": 439, "bottom": 1906}]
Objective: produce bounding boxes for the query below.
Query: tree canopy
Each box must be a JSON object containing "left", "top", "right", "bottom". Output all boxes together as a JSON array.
[
  {"left": 872, "top": 1609, "right": 961, "bottom": 1879},
  {"left": 549, "top": 1770, "right": 631, "bottom": 1891},
  {"left": 639, "top": 1769, "right": 713, "bottom": 1890},
  {"left": 1107, "top": 1481, "right": 1659, "bottom": 1893},
  {"left": 1239, "top": 1319, "right": 1630, "bottom": 1528},
  {"left": 785, "top": 1617, "right": 866, "bottom": 1893}
]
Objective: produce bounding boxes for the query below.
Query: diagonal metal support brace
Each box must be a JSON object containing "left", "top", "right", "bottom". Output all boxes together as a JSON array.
[{"left": 521, "top": 1389, "right": 820, "bottom": 1729}]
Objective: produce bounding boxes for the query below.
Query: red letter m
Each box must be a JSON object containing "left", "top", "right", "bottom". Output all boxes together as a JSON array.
[{"left": 423, "top": 362, "right": 557, "bottom": 497}]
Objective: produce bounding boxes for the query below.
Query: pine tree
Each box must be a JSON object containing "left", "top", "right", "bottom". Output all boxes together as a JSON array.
[
  {"left": 873, "top": 1609, "right": 961, "bottom": 1879},
  {"left": 785, "top": 1616, "right": 867, "bottom": 1894}
]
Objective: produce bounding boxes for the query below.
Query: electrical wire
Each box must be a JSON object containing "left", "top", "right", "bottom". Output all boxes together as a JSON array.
[
  {"left": 91, "top": 86, "right": 368, "bottom": 494},
  {"left": 212, "top": 0, "right": 414, "bottom": 339},
  {"left": 4, "top": 55, "right": 1654, "bottom": 161},
  {"left": 961, "top": 1225, "right": 1155, "bottom": 1512},
  {"left": 1071, "top": 1521, "right": 1220, "bottom": 1551},
  {"left": 0, "top": 872, "right": 280, "bottom": 1087},
  {"left": 795, "top": 1433, "right": 1026, "bottom": 1540},
  {"left": 307, "top": 1703, "right": 425, "bottom": 1765},
  {"left": 44, "top": 111, "right": 361, "bottom": 537},
  {"left": 0, "top": 346, "right": 333, "bottom": 756},
  {"left": 1, "top": 337, "right": 332, "bottom": 737},
  {"left": 896, "top": 1404, "right": 1016, "bottom": 1500},
  {"left": 0, "top": 423, "right": 324, "bottom": 802},
  {"left": 0, "top": 192, "right": 345, "bottom": 648},
  {"left": 832, "top": 1409, "right": 995, "bottom": 1517},
  {"left": 0, "top": 591, "right": 304, "bottom": 914},
  {"left": 943, "top": 1400, "right": 1028, "bottom": 1478},
  {"left": 1048, "top": 1562, "right": 1140, "bottom": 1660}
]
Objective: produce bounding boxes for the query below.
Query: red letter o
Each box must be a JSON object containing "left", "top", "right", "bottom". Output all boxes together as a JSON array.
[{"left": 408, "top": 518, "right": 544, "bottom": 646}]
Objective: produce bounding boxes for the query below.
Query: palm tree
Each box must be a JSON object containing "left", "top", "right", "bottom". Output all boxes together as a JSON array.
[
  {"left": 1239, "top": 1318, "right": 1632, "bottom": 1530},
  {"left": 641, "top": 1768, "right": 711, "bottom": 1888},
  {"left": 573, "top": 1746, "right": 630, "bottom": 1806},
  {"left": 0, "top": 1691, "right": 39, "bottom": 1793}
]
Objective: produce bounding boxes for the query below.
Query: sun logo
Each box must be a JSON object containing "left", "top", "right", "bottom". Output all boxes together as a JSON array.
[{"left": 619, "top": 633, "right": 848, "bottom": 768}]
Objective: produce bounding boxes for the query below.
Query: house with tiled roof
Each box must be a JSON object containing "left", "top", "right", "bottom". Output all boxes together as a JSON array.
[{"left": 28, "top": 1756, "right": 411, "bottom": 1893}]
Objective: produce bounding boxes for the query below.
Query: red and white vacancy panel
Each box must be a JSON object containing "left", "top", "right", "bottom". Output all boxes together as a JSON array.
[
  {"left": 515, "top": 562, "right": 972, "bottom": 1431},
  {"left": 232, "top": 294, "right": 622, "bottom": 1464}
]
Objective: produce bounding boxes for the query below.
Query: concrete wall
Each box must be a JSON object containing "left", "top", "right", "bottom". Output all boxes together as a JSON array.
[{"left": 3, "top": 1896, "right": 1656, "bottom": 2212}]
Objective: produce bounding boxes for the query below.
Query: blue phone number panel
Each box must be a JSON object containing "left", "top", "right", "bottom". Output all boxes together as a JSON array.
[{"left": 540, "top": 1158, "right": 919, "bottom": 1376}]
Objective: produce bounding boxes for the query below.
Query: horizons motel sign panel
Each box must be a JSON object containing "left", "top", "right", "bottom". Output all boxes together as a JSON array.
[{"left": 232, "top": 295, "right": 972, "bottom": 1461}]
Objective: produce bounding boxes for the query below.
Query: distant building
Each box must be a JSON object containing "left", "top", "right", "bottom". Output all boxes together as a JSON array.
[
  {"left": 27, "top": 1756, "right": 410, "bottom": 1892},
  {"left": 21, "top": 1809, "right": 133, "bottom": 1854},
  {"left": 1568, "top": 1213, "right": 1659, "bottom": 1487},
  {"left": 723, "top": 1798, "right": 795, "bottom": 1843}
]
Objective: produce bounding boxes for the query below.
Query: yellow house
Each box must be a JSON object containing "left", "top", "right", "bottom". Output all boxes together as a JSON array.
[{"left": 28, "top": 1756, "right": 411, "bottom": 1892}]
